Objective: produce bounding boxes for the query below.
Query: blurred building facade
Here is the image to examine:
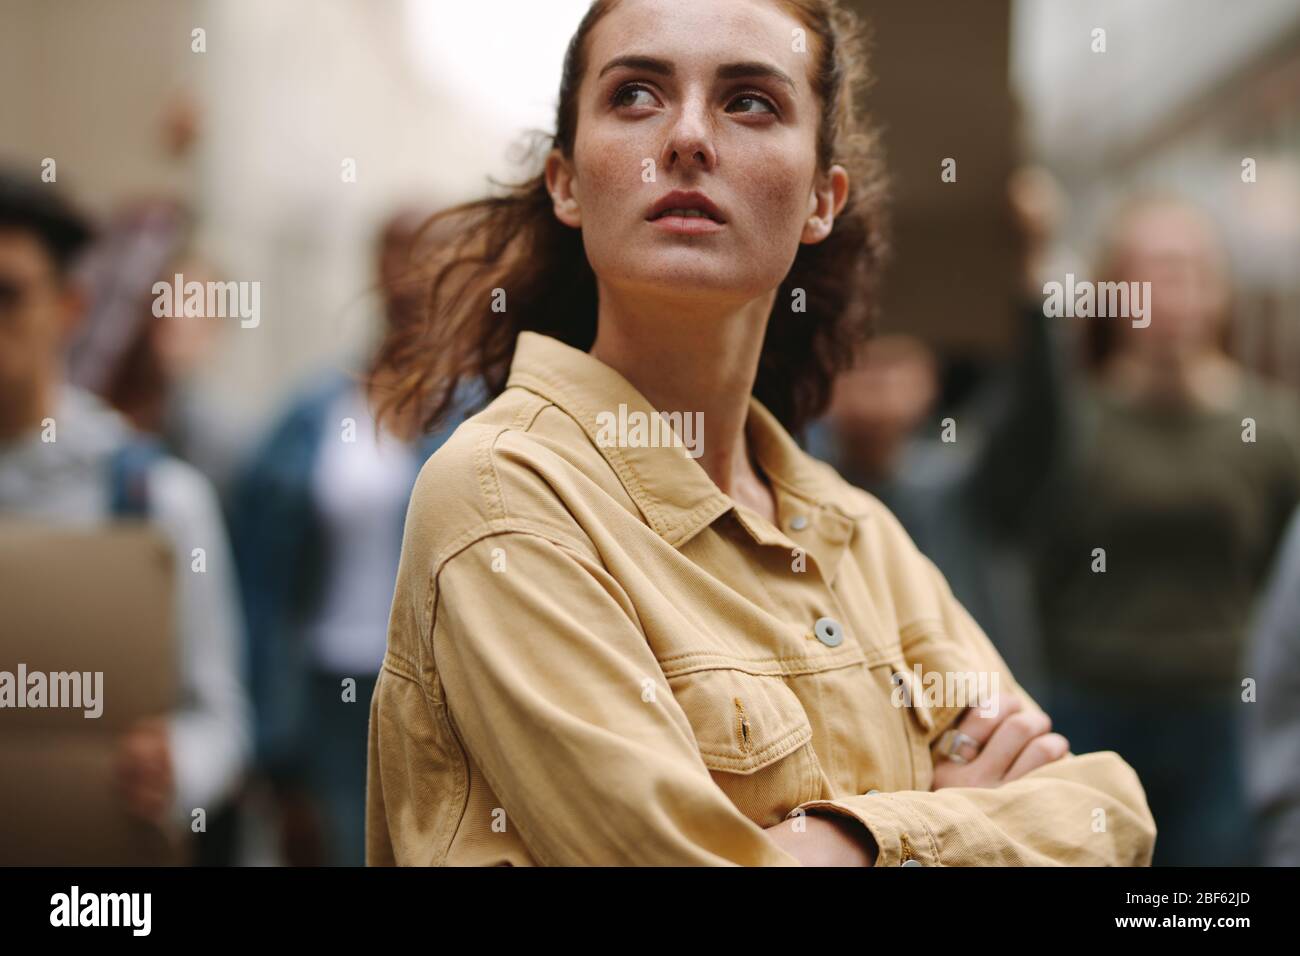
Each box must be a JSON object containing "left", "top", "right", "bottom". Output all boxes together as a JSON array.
[{"left": 1015, "top": 0, "right": 1300, "bottom": 385}]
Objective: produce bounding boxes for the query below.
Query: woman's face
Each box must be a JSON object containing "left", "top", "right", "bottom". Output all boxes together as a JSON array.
[
  {"left": 1112, "top": 203, "right": 1231, "bottom": 358},
  {"left": 547, "top": 0, "right": 847, "bottom": 309}
]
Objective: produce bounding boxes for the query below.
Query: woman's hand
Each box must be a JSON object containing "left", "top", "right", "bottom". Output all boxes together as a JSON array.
[
  {"left": 763, "top": 810, "right": 877, "bottom": 866},
  {"left": 931, "top": 693, "right": 1071, "bottom": 790}
]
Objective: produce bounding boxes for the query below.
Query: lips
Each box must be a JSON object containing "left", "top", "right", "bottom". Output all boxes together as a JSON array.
[{"left": 646, "top": 190, "right": 727, "bottom": 224}]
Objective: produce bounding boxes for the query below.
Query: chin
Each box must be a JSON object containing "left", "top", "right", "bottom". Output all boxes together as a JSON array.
[
  {"left": 641, "top": 252, "right": 773, "bottom": 292},
  {"left": 647, "top": 270, "right": 771, "bottom": 305}
]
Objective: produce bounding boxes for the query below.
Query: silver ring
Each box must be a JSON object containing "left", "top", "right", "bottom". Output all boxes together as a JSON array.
[{"left": 935, "top": 728, "right": 981, "bottom": 765}]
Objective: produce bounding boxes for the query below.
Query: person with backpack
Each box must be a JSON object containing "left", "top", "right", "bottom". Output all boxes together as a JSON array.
[{"left": 0, "top": 170, "right": 251, "bottom": 851}]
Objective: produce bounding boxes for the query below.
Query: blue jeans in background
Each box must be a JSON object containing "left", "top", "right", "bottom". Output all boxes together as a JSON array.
[
  {"left": 1047, "top": 679, "right": 1255, "bottom": 866},
  {"left": 305, "top": 669, "right": 378, "bottom": 867}
]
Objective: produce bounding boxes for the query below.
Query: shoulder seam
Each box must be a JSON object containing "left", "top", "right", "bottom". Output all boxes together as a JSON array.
[
  {"left": 474, "top": 390, "right": 554, "bottom": 524},
  {"left": 417, "top": 520, "right": 598, "bottom": 648},
  {"left": 436, "top": 520, "right": 596, "bottom": 572}
]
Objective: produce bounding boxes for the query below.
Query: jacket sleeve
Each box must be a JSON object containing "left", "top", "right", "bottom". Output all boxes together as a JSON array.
[
  {"left": 790, "top": 751, "right": 1154, "bottom": 866},
  {"left": 789, "top": 526, "right": 1157, "bottom": 867},
  {"left": 427, "top": 530, "right": 804, "bottom": 866}
]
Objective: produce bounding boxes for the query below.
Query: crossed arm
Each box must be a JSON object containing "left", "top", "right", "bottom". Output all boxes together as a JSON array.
[
  {"left": 424, "top": 532, "right": 1155, "bottom": 866},
  {"left": 764, "top": 691, "right": 1073, "bottom": 865}
]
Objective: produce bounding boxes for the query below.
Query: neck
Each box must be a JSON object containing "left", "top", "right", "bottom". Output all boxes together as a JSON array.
[
  {"left": 589, "top": 285, "right": 775, "bottom": 499},
  {"left": 0, "top": 375, "right": 55, "bottom": 443},
  {"left": 1110, "top": 346, "right": 1235, "bottom": 409}
]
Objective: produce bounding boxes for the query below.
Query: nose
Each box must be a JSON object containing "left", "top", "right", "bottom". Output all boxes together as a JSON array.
[{"left": 661, "top": 94, "right": 717, "bottom": 172}]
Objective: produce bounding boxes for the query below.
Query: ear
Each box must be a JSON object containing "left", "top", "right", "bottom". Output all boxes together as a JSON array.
[
  {"left": 801, "top": 163, "right": 850, "bottom": 245},
  {"left": 544, "top": 148, "right": 582, "bottom": 229}
]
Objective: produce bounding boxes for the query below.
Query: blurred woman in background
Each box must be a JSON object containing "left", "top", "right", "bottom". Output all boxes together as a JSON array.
[
  {"left": 231, "top": 211, "right": 476, "bottom": 866},
  {"left": 1038, "top": 195, "right": 1300, "bottom": 865}
]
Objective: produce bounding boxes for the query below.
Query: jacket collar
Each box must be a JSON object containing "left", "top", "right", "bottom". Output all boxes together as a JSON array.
[{"left": 505, "top": 332, "right": 860, "bottom": 579}]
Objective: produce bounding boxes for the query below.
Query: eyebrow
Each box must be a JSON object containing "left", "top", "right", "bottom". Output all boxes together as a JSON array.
[{"left": 596, "top": 55, "right": 797, "bottom": 94}]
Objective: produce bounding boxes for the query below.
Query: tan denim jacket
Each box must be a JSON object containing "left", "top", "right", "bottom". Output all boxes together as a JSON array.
[{"left": 366, "top": 331, "right": 1156, "bottom": 866}]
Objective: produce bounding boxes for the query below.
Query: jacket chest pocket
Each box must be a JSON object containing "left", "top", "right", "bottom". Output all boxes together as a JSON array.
[{"left": 666, "top": 666, "right": 823, "bottom": 827}]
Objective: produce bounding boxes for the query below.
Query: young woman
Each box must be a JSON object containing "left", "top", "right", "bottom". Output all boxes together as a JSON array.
[{"left": 364, "top": 0, "right": 1156, "bottom": 866}]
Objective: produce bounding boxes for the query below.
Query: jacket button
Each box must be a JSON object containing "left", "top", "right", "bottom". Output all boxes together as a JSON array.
[
  {"left": 901, "top": 859, "right": 923, "bottom": 867},
  {"left": 789, "top": 514, "right": 809, "bottom": 531},
  {"left": 814, "top": 617, "right": 843, "bottom": 647}
]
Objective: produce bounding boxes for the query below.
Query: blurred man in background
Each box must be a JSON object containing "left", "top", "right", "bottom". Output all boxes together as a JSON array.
[{"left": 0, "top": 170, "right": 251, "bottom": 856}]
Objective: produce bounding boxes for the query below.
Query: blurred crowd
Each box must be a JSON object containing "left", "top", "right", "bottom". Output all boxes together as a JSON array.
[
  {"left": 1, "top": 156, "right": 1298, "bottom": 866},
  {"left": 809, "top": 173, "right": 1300, "bottom": 866}
]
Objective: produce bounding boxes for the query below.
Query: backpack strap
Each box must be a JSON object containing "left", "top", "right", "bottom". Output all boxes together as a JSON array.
[{"left": 107, "top": 439, "right": 165, "bottom": 519}]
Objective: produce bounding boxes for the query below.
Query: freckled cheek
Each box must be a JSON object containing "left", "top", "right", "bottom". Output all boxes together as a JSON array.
[
  {"left": 576, "top": 136, "right": 655, "bottom": 230},
  {"left": 741, "top": 164, "right": 812, "bottom": 247}
]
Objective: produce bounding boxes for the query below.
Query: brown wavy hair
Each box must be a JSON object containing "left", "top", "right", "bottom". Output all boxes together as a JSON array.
[{"left": 371, "top": 0, "right": 889, "bottom": 439}]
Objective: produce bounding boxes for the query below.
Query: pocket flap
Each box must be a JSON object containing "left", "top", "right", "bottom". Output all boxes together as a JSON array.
[{"left": 669, "top": 668, "right": 814, "bottom": 774}]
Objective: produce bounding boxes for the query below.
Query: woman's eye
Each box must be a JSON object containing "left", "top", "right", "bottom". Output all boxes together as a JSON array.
[
  {"left": 727, "top": 94, "right": 776, "bottom": 115},
  {"left": 612, "top": 84, "right": 657, "bottom": 109}
]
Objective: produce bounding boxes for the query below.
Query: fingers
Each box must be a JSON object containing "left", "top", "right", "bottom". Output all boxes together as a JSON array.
[
  {"left": 115, "top": 719, "right": 175, "bottom": 824},
  {"left": 1004, "top": 732, "right": 1071, "bottom": 781},
  {"left": 931, "top": 694, "right": 1022, "bottom": 788},
  {"left": 974, "top": 707, "right": 1053, "bottom": 779},
  {"left": 931, "top": 694, "right": 1071, "bottom": 790},
  {"left": 951, "top": 692, "right": 1024, "bottom": 748}
]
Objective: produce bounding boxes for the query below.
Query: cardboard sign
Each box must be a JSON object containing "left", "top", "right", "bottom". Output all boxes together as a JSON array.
[{"left": 0, "top": 522, "right": 184, "bottom": 865}]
